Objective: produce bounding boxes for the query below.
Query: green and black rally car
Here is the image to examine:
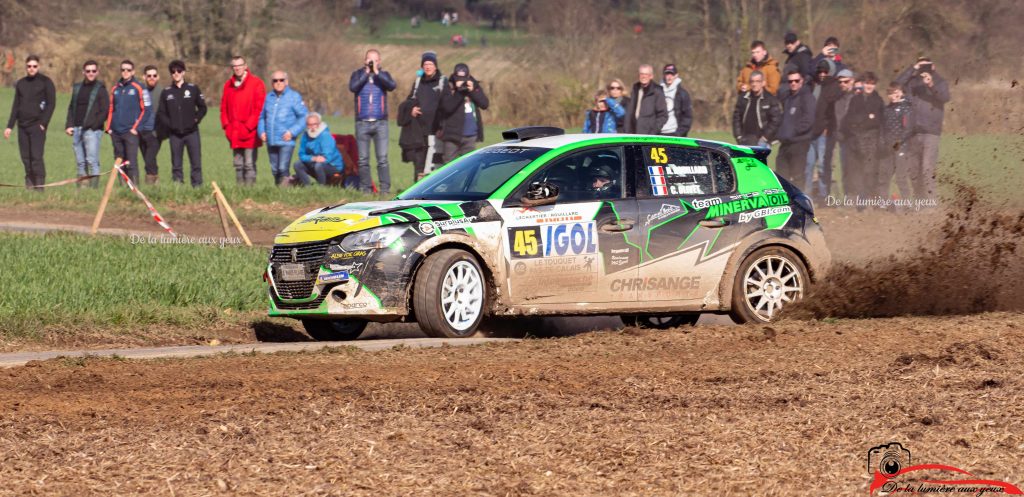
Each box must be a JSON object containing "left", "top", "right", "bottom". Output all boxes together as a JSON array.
[{"left": 265, "top": 127, "right": 831, "bottom": 340}]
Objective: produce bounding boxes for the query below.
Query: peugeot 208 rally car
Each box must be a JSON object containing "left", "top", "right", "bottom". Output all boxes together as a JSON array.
[{"left": 265, "top": 127, "right": 831, "bottom": 340}]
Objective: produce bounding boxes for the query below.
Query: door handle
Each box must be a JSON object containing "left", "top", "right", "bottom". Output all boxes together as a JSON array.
[
  {"left": 699, "top": 218, "right": 730, "bottom": 228},
  {"left": 601, "top": 220, "right": 634, "bottom": 232}
]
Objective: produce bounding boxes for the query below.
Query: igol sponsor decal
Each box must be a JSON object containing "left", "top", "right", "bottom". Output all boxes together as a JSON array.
[
  {"left": 738, "top": 206, "right": 792, "bottom": 223},
  {"left": 611, "top": 276, "right": 701, "bottom": 292},
  {"left": 508, "top": 222, "right": 598, "bottom": 259},
  {"left": 706, "top": 193, "right": 789, "bottom": 218}
]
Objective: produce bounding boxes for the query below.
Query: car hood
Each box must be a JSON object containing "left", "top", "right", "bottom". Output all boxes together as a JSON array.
[{"left": 273, "top": 200, "right": 470, "bottom": 244}]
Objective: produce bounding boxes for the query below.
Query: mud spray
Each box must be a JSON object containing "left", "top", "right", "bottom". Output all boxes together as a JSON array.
[{"left": 792, "top": 183, "right": 1024, "bottom": 319}]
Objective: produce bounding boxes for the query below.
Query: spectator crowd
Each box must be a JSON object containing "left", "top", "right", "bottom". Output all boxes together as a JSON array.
[{"left": 5, "top": 29, "right": 948, "bottom": 205}]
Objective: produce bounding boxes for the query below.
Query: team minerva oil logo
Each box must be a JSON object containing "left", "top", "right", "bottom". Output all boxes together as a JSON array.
[{"left": 705, "top": 193, "right": 789, "bottom": 219}]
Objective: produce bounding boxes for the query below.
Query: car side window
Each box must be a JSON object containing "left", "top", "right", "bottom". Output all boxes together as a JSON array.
[
  {"left": 710, "top": 151, "right": 736, "bottom": 194},
  {"left": 641, "top": 146, "right": 714, "bottom": 197},
  {"left": 522, "top": 147, "right": 625, "bottom": 203}
]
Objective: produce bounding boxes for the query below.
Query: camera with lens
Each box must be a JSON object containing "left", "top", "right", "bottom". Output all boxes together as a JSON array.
[
  {"left": 867, "top": 442, "right": 912, "bottom": 477},
  {"left": 366, "top": 60, "right": 375, "bottom": 71}
]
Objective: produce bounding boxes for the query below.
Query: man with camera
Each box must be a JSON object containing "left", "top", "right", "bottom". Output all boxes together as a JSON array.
[
  {"left": 437, "top": 63, "right": 488, "bottom": 163},
  {"left": 810, "top": 36, "right": 847, "bottom": 76},
  {"left": 349, "top": 48, "right": 397, "bottom": 194},
  {"left": 894, "top": 57, "right": 950, "bottom": 200}
]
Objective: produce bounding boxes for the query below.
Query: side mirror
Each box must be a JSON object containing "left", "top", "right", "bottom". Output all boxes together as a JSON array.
[{"left": 520, "top": 181, "right": 559, "bottom": 207}]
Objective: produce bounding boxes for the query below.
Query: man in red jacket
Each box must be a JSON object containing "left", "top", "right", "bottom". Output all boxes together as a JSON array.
[{"left": 220, "top": 56, "right": 266, "bottom": 185}]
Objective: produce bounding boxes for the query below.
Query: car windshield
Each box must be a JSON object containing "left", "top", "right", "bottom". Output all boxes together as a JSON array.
[{"left": 397, "top": 146, "right": 550, "bottom": 201}]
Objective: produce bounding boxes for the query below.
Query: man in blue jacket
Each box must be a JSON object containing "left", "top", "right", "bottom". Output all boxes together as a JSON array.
[
  {"left": 259, "top": 71, "right": 308, "bottom": 186},
  {"left": 106, "top": 59, "right": 147, "bottom": 185},
  {"left": 776, "top": 70, "right": 816, "bottom": 188},
  {"left": 293, "top": 112, "right": 344, "bottom": 186},
  {"left": 349, "top": 48, "right": 396, "bottom": 195}
]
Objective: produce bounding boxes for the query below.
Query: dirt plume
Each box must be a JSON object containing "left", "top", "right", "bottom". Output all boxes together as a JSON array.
[{"left": 793, "top": 184, "right": 1024, "bottom": 319}]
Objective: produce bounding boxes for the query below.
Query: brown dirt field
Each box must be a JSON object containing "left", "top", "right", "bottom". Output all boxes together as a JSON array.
[{"left": 1, "top": 312, "right": 1022, "bottom": 496}]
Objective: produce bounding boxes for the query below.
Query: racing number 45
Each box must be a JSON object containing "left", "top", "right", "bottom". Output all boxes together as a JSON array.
[
  {"left": 650, "top": 147, "right": 668, "bottom": 164},
  {"left": 509, "top": 227, "right": 541, "bottom": 258}
]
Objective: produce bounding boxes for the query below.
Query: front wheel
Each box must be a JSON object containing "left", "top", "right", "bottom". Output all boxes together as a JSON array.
[
  {"left": 621, "top": 314, "right": 699, "bottom": 330},
  {"left": 413, "top": 249, "right": 487, "bottom": 338},
  {"left": 729, "top": 246, "right": 808, "bottom": 323},
  {"left": 302, "top": 319, "right": 368, "bottom": 341}
]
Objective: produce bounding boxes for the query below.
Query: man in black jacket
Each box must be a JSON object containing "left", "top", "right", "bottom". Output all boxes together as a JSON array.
[
  {"left": 841, "top": 73, "right": 885, "bottom": 200},
  {"left": 782, "top": 32, "right": 814, "bottom": 83},
  {"left": 624, "top": 64, "right": 668, "bottom": 134},
  {"left": 437, "top": 63, "right": 488, "bottom": 163},
  {"left": 776, "top": 70, "right": 816, "bottom": 187},
  {"left": 894, "top": 57, "right": 950, "bottom": 200},
  {"left": 732, "top": 70, "right": 781, "bottom": 146},
  {"left": 64, "top": 60, "right": 108, "bottom": 188},
  {"left": 4, "top": 55, "right": 56, "bottom": 190},
  {"left": 398, "top": 51, "right": 445, "bottom": 181},
  {"left": 157, "top": 60, "right": 208, "bottom": 187},
  {"left": 804, "top": 59, "right": 842, "bottom": 199}
]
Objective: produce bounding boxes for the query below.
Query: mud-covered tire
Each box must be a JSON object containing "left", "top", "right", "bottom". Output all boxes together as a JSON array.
[
  {"left": 620, "top": 314, "right": 699, "bottom": 329},
  {"left": 302, "top": 319, "right": 368, "bottom": 341},
  {"left": 413, "top": 249, "right": 486, "bottom": 338},
  {"left": 729, "top": 246, "right": 809, "bottom": 324}
]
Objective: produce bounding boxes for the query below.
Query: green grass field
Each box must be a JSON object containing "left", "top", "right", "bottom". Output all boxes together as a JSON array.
[{"left": 0, "top": 232, "right": 267, "bottom": 338}]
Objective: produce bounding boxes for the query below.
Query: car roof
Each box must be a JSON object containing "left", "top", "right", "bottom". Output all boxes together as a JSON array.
[{"left": 495, "top": 133, "right": 748, "bottom": 153}]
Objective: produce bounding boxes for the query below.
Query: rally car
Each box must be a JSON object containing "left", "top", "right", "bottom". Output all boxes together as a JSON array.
[{"left": 264, "top": 127, "right": 831, "bottom": 340}]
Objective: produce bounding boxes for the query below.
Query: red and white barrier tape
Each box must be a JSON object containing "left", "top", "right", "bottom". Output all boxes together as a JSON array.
[{"left": 115, "top": 162, "right": 177, "bottom": 238}]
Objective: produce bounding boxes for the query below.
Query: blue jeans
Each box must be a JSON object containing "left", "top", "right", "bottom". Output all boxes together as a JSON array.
[
  {"left": 356, "top": 120, "right": 390, "bottom": 193},
  {"left": 293, "top": 160, "right": 340, "bottom": 186},
  {"left": 73, "top": 128, "right": 103, "bottom": 176},
  {"left": 804, "top": 135, "right": 827, "bottom": 197},
  {"left": 267, "top": 144, "right": 295, "bottom": 183}
]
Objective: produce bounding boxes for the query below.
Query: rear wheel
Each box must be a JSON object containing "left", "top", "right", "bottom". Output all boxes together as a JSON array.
[
  {"left": 729, "top": 246, "right": 808, "bottom": 323},
  {"left": 413, "top": 249, "right": 486, "bottom": 338},
  {"left": 620, "top": 314, "right": 699, "bottom": 329},
  {"left": 302, "top": 319, "right": 368, "bottom": 341}
]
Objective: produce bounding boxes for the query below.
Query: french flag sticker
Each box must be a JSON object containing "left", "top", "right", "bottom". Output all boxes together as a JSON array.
[
  {"left": 651, "top": 185, "right": 668, "bottom": 196},
  {"left": 648, "top": 166, "right": 664, "bottom": 176},
  {"left": 650, "top": 175, "right": 666, "bottom": 186}
]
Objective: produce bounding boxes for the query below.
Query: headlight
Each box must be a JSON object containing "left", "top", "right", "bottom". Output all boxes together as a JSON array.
[{"left": 339, "top": 225, "right": 407, "bottom": 251}]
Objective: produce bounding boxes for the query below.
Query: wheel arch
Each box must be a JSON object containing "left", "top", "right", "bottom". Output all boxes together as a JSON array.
[
  {"left": 716, "top": 232, "right": 818, "bottom": 311},
  {"left": 405, "top": 238, "right": 502, "bottom": 320}
]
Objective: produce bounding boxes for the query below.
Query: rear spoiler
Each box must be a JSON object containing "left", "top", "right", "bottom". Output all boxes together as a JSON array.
[{"left": 749, "top": 145, "right": 772, "bottom": 165}]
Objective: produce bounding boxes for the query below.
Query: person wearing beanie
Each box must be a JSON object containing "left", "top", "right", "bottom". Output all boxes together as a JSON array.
[
  {"left": 437, "top": 62, "right": 488, "bottom": 163},
  {"left": 803, "top": 57, "right": 842, "bottom": 200},
  {"left": 398, "top": 50, "right": 446, "bottom": 181},
  {"left": 157, "top": 59, "right": 208, "bottom": 187},
  {"left": 349, "top": 48, "right": 397, "bottom": 194},
  {"left": 782, "top": 32, "right": 814, "bottom": 83}
]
